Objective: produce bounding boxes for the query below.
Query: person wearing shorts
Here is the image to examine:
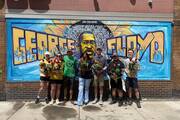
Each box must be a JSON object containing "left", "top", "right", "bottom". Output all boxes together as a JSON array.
[
  {"left": 49, "top": 54, "right": 64, "bottom": 104},
  {"left": 35, "top": 51, "right": 51, "bottom": 104},
  {"left": 125, "top": 49, "right": 141, "bottom": 108},
  {"left": 92, "top": 48, "right": 107, "bottom": 105},
  {"left": 108, "top": 54, "right": 125, "bottom": 106}
]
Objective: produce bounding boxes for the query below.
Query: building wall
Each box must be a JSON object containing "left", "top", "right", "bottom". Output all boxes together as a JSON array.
[
  {"left": 0, "top": 3, "right": 6, "bottom": 100},
  {"left": 172, "top": 0, "right": 180, "bottom": 97},
  {"left": 5, "top": 0, "right": 173, "bottom": 13},
  {"left": 0, "top": 0, "right": 177, "bottom": 100}
]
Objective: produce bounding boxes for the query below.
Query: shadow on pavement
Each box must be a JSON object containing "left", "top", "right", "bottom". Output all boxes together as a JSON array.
[
  {"left": 82, "top": 105, "right": 102, "bottom": 112},
  {"left": 42, "top": 106, "right": 77, "bottom": 120}
]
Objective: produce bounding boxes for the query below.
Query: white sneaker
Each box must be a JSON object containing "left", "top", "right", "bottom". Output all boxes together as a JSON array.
[
  {"left": 49, "top": 100, "right": 54, "bottom": 105},
  {"left": 56, "top": 99, "right": 60, "bottom": 105},
  {"left": 92, "top": 98, "right": 98, "bottom": 104},
  {"left": 99, "top": 100, "right": 103, "bottom": 106}
]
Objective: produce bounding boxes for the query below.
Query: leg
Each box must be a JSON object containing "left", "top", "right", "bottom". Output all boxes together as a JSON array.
[
  {"left": 135, "top": 88, "right": 140, "bottom": 99},
  {"left": 37, "top": 81, "right": 47, "bottom": 97},
  {"left": 109, "top": 79, "right": 116, "bottom": 104},
  {"left": 128, "top": 87, "right": 133, "bottom": 105},
  {"left": 84, "top": 79, "right": 91, "bottom": 104},
  {"left": 118, "top": 89, "right": 123, "bottom": 107},
  {"left": 77, "top": 78, "right": 84, "bottom": 106},
  {"left": 109, "top": 88, "right": 117, "bottom": 104},
  {"left": 126, "top": 77, "right": 133, "bottom": 105},
  {"left": 135, "top": 88, "right": 141, "bottom": 108},
  {"left": 69, "top": 77, "right": 74, "bottom": 101},
  {"left": 92, "top": 76, "right": 98, "bottom": 104},
  {"left": 63, "top": 77, "right": 69, "bottom": 101},
  {"left": 99, "top": 75, "right": 104, "bottom": 105},
  {"left": 35, "top": 81, "right": 47, "bottom": 104},
  {"left": 56, "top": 84, "right": 61, "bottom": 103},
  {"left": 50, "top": 83, "right": 56, "bottom": 104}
]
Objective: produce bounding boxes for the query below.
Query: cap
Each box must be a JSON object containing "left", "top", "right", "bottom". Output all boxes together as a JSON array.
[{"left": 44, "top": 51, "right": 50, "bottom": 55}]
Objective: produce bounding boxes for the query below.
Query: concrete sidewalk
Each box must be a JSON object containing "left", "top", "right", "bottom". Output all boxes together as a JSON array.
[{"left": 0, "top": 99, "right": 180, "bottom": 120}]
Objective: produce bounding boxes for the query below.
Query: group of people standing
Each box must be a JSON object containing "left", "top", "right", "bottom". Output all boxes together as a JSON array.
[{"left": 35, "top": 48, "right": 141, "bottom": 108}]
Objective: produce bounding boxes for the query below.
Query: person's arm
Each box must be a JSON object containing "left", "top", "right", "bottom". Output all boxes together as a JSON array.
[{"left": 103, "top": 56, "right": 108, "bottom": 71}]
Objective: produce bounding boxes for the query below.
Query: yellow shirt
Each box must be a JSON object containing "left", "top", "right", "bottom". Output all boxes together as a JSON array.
[
  {"left": 50, "top": 61, "right": 64, "bottom": 80},
  {"left": 39, "top": 59, "right": 51, "bottom": 77}
]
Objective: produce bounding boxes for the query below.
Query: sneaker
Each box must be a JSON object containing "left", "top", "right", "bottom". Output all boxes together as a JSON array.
[
  {"left": 56, "top": 99, "right": 60, "bottom": 105},
  {"left": 128, "top": 99, "right": 133, "bottom": 105},
  {"left": 84, "top": 101, "right": 89, "bottom": 105},
  {"left": 73, "top": 101, "right": 78, "bottom": 105},
  {"left": 109, "top": 100, "right": 117, "bottom": 105},
  {"left": 136, "top": 100, "right": 141, "bottom": 108},
  {"left": 118, "top": 101, "right": 123, "bottom": 107},
  {"left": 99, "top": 100, "right": 103, "bottom": 106},
  {"left": 92, "top": 98, "right": 98, "bottom": 104},
  {"left": 35, "top": 97, "right": 40, "bottom": 104},
  {"left": 49, "top": 100, "right": 54, "bottom": 105},
  {"left": 45, "top": 97, "right": 49, "bottom": 104}
]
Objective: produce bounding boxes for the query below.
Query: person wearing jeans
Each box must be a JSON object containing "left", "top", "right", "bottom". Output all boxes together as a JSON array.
[
  {"left": 77, "top": 52, "right": 93, "bottom": 106},
  {"left": 77, "top": 77, "right": 91, "bottom": 105}
]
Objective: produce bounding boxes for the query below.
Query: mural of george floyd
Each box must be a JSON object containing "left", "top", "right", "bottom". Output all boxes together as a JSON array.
[
  {"left": 6, "top": 19, "right": 172, "bottom": 81},
  {"left": 1, "top": 0, "right": 180, "bottom": 100}
]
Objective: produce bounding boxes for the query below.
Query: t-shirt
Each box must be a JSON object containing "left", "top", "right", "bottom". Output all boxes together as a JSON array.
[
  {"left": 63, "top": 55, "right": 77, "bottom": 78},
  {"left": 50, "top": 60, "right": 64, "bottom": 80},
  {"left": 124, "top": 57, "right": 140, "bottom": 78},
  {"left": 79, "top": 59, "right": 93, "bottom": 79},
  {"left": 93, "top": 54, "right": 107, "bottom": 75},
  {"left": 39, "top": 59, "right": 51, "bottom": 77}
]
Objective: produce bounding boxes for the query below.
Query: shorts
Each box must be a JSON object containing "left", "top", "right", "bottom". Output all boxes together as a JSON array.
[
  {"left": 40, "top": 76, "right": 49, "bottom": 82},
  {"left": 93, "top": 74, "right": 104, "bottom": 87},
  {"left": 126, "top": 77, "right": 138, "bottom": 89},
  {"left": 49, "top": 80, "right": 64, "bottom": 84},
  {"left": 110, "top": 78, "right": 123, "bottom": 90},
  {"left": 64, "top": 76, "right": 74, "bottom": 88}
]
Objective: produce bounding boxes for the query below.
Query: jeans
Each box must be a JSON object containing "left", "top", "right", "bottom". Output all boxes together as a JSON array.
[{"left": 77, "top": 77, "right": 91, "bottom": 105}]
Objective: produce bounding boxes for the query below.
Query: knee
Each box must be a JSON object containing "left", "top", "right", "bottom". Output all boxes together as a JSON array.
[
  {"left": 79, "top": 85, "right": 84, "bottom": 91},
  {"left": 40, "top": 85, "right": 45, "bottom": 90},
  {"left": 51, "top": 86, "right": 56, "bottom": 91},
  {"left": 135, "top": 89, "right": 139, "bottom": 93},
  {"left": 84, "top": 86, "right": 89, "bottom": 91}
]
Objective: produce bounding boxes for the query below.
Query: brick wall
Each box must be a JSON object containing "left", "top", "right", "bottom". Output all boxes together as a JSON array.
[
  {"left": 5, "top": 82, "right": 42, "bottom": 99},
  {"left": 5, "top": 0, "right": 174, "bottom": 13},
  {"left": 172, "top": 0, "right": 180, "bottom": 97},
  {"left": 0, "top": 5, "right": 6, "bottom": 100},
  {"left": 4, "top": 80, "right": 173, "bottom": 100}
]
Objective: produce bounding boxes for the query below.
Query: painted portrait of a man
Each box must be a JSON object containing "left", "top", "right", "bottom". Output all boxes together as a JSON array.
[{"left": 79, "top": 32, "right": 97, "bottom": 58}]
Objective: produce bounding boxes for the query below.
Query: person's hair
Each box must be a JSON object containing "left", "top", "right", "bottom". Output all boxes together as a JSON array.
[
  {"left": 128, "top": 49, "right": 134, "bottom": 53},
  {"left": 97, "top": 48, "right": 102, "bottom": 51},
  {"left": 80, "top": 52, "right": 91, "bottom": 60}
]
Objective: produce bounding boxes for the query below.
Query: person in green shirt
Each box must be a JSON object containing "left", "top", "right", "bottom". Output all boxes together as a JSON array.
[{"left": 63, "top": 49, "right": 77, "bottom": 104}]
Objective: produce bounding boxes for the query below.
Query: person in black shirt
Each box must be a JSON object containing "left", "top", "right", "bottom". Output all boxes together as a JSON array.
[
  {"left": 108, "top": 54, "right": 125, "bottom": 106},
  {"left": 77, "top": 52, "right": 93, "bottom": 105}
]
